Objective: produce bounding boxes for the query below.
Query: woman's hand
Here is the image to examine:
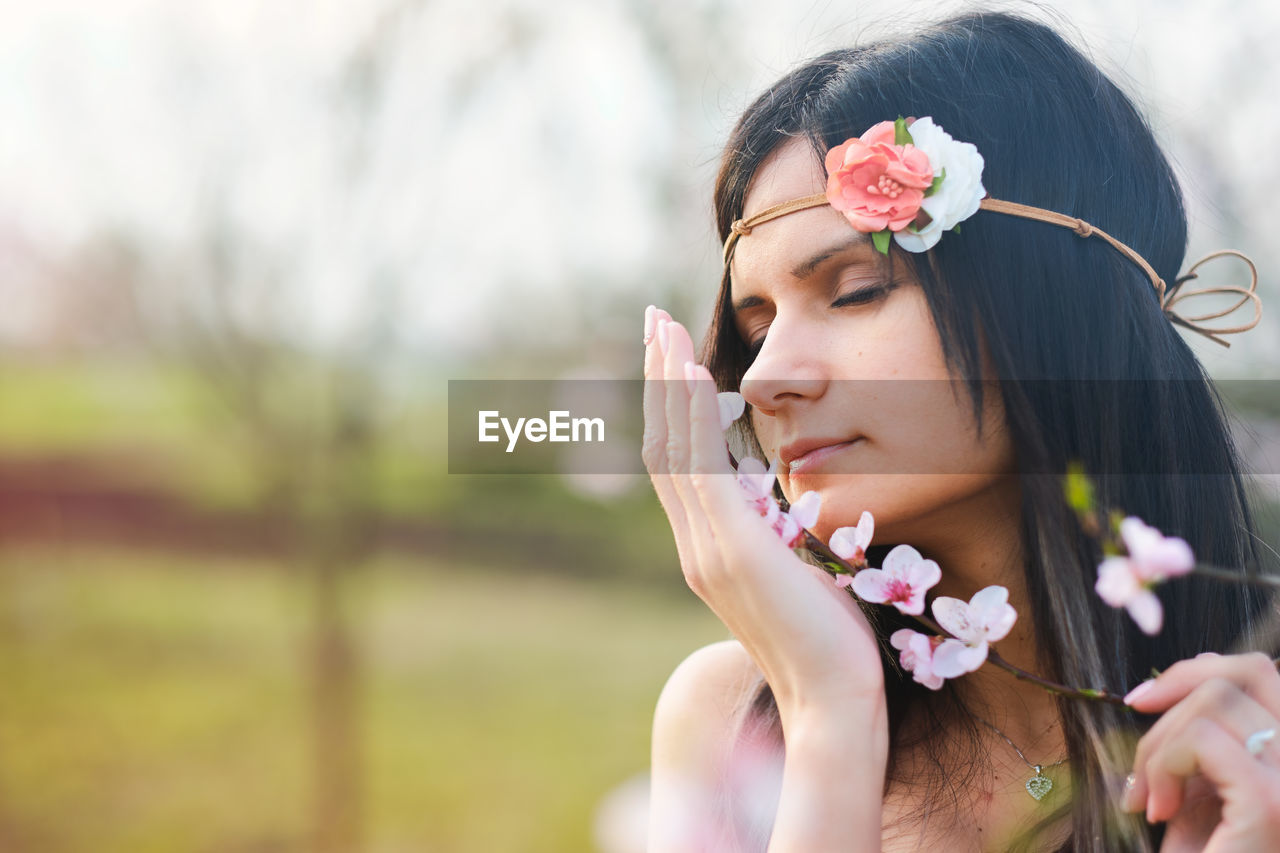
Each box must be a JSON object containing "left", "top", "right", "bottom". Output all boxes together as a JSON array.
[
  {"left": 641, "top": 307, "right": 886, "bottom": 724},
  {"left": 1122, "top": 651, "right": 1280, "bottom": 852}
]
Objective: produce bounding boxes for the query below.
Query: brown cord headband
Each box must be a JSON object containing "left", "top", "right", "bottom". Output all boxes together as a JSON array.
[{"left": 722, "top": 193, "right": 1263, "bottom": 348}]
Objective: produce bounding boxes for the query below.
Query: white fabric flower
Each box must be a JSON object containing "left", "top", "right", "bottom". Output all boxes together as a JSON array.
[{"left": 892, "top": 116, "right": 986, "bottom": 253}]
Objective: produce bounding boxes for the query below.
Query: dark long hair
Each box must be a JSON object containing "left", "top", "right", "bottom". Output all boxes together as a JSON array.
[{"left": 703, "top": 10, "right": 1271, "bottom": 851}]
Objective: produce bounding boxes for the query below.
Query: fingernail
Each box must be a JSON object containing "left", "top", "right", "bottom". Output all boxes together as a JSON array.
[
  {"left": 1124, "top": 680, "right": 1155, "bottom": 706},
  {"left": 643, "top": 305, "right": 656, "bottom": 345},
  {"left": 657, "top": 319, "right": 669, "bottom": 351},
  {"left": 684, "top": 361, "right": 698, "bottom": 393},
  {"left": 1119, "top": 773, "right": 1139, "bottom": 812}
]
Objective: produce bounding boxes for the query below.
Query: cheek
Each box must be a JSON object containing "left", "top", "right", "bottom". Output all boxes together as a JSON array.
[
  {"left": 749, "top": 410, "right": 779, "bottom": 459},
  {"left": 868, "top": 379, "right": 1012, "bottom": 473},
  {"left": 810, "top": 395, "right": 1016, "bottom": 540}
]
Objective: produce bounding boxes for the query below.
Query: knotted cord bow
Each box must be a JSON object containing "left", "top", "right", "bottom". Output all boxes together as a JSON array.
[{"left": 1162, "top": 250, "right": 1263, "bottom": 348}]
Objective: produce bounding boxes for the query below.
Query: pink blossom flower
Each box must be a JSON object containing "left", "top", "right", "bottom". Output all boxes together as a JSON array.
[
  {"left": 788, "top": 491, "right": 821, "bottom": 529},
  {"left": 829, "top": 511, "right": 874, "bottom": 568},
  {"left": 734, "top": 459, "right": 822, "bottom": 548},
  {"left": 930, "top": 586, "right": 1017, "bottom": 678},
  {"left": 735, "top": 457, "right": 779, "bottom": 524},
  {"left": 1094, "top": 516, "right": 1195, "bottom": 635},
  {"left": 890, "top": 629, "right": 946, "bottom": 690},
  {"left": 772, "top": 491, "right": 821, "bottom": 548},
  {"left": 849, "top": 544, "right": 940, "bottom": 615},
  {"left": 824, "top": 122, "right": 933, "bottom": 233},
  {"left": 717, "top": 391, "right": 745, "bottom": 431}
]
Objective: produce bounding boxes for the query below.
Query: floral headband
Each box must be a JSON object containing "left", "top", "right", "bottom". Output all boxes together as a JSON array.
[{"left": 721, "top": 117, "right": 1263, "bottom": 347}]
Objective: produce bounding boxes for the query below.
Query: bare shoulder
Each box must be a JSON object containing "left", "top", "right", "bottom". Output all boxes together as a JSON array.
[
  {"left": 650, "top": 640, "right": 778, "bottom": 845},
  {"left": 651, "top": 640, "right": 765, "bottom": 788},
  {"left": 648, "top": 640, "right": 768, "bottom": 850},
  {"left": 653, "top": 640, "right": 763, "bottom": 755}
]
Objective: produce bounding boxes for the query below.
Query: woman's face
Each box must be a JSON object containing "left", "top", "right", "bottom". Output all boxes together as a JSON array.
[{"left": 729, "top": 138, "right": 1017, "bottom": 550}]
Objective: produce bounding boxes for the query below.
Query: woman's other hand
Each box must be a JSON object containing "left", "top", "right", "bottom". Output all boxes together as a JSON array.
[{"left": 1122, "top": 651, "right": 1280, "bottom": 852}]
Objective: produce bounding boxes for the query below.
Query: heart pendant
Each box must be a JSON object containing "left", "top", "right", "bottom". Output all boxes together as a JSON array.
[{"left": 1025, "top": 773, "right": 1053, "bottom": 801}]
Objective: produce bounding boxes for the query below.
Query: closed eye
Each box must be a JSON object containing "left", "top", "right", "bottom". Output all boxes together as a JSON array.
[
  {"left": 831, "top": 281, "right": 897, "bottom": 308},
  {"left": 742, "top": 282, "right": 899, "bottom": 365}
]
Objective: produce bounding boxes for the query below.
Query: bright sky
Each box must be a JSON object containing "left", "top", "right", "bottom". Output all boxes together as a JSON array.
[{"left": 1, "top": 0, "right": 1277, "bottom": 373}]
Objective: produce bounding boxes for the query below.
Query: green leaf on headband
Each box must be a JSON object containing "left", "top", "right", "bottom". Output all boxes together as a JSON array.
[
  {"left": 951, "top": 224, "right": 962, "bottom": 234},
  {"left": 872, "top": 229, "right": 891, "bottom": 255},
  {"left": 894, "top": 115, "right": 913, "bottom": 146},
  {"left": 927, "top": 167, "right": 946, "bottom": 196},
  {"left": 1077, "top": 688, "right": 1103, "bottom": 698}
]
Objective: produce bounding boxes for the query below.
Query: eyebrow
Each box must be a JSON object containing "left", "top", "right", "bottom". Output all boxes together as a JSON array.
[{"left": 730, "top": 234, "right": 871, "bottom": 313}]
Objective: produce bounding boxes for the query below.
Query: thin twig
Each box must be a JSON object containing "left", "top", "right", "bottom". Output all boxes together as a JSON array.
[{"left": 1190, "top": 563, "right": 1280, "bottom": 588}]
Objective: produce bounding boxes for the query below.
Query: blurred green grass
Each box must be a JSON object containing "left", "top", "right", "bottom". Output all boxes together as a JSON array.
[
  {"left": 0, "top": 547, "right": 726, "bottom": 852},
  {"left": 0, "top": 360, "right": 679, "bottom": 584}
]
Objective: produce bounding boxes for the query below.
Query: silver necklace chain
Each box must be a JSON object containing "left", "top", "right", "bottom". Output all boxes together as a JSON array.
[{"left": 973, "top": 715, "right": 1068, "bottom": 802}]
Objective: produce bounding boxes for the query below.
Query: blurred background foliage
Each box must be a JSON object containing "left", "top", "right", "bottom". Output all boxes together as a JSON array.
[{"left": 1, "top": 0, "right": 1279, "bottom": 851}]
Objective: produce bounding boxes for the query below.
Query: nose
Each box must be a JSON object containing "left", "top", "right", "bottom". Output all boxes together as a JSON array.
[{"left": 739, "top": 313, "right": 830, "bottom": 416}]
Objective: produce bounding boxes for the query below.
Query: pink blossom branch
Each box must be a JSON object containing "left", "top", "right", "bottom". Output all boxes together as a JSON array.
[
  {"left": 801, "top": 530, "right": 1128, "bottom": 705},
  {"left": 1188, "top": 563, "right": 1280, "bottom": 589}
]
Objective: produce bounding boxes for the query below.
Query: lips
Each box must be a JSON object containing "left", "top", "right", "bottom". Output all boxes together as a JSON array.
[{"left": 780, "top": 437, "right": 863, "bottom": 473}]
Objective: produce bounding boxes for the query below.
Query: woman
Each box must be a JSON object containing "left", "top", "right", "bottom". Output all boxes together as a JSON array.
[{"left": 641, "top": 11, "right": 1277, "bottom": 852}]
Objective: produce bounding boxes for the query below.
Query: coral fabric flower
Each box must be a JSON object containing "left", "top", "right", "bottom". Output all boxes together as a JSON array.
[
  {"left": 829, "top": 511, "right": 874, "bottom": 566},
  {"left": 890, "top": 629, "right": 946, "bottom": 690},
  {"left": 849, "top": 544, "right": 941, "bottom": 615},
  {"left": 825, "top": 121, "right": 933, "bottom": 234},
  {"left": 889, "top": 116, "right": 986, "bottom": 253},
  {"left": 1094, "top": 516, "right": 1195, "bottom": 635},
  {"left": 930, "top": 585, "right": 1018, "bottom": 678}
]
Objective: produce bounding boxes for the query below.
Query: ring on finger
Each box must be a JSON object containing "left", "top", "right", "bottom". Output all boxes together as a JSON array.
[{"left": 1245, "top": 727, "right": 1276, "bottom": 757}]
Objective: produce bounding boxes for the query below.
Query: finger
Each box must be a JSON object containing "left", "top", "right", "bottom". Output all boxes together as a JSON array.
[
  {"left": 642, "top": 307, "right": 674, "bottom": 476},
  {"left": 1138, "top": 686, "right": 1276, "bottom": 822},
  {"left": 1125, "top": 652, "right": 1280, "bottom": 719},
  {"left": 657, "top": 318, "right": 727, "bottom": 596},
  {"left": 643, "top": 311, "right": 703, "bottom": 581},
  {"left": 1143, "top": 716, "right": 1280, "bottom": 826},
  {"left": 662, "top": 319, "right": 697, "bottom": 477},
  {"left": 1126, "top": 677, "right": 1251, "bottom": 813},
  {"left": 685, "top": 362, "right": 742, "bottom": 514}
]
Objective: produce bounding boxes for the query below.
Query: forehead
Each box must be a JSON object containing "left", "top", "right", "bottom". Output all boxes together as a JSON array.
[
  {"left": 730, "top": 138, "right": 868, "bottom": 289},
  {"left": 742, "top": 137, "right": 826, "bottom": 210}
]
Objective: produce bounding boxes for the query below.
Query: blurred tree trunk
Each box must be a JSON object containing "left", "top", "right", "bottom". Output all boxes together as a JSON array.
[
  {"left": 310, "top": 540, "right": 362, "bottom": 853},
  {"left": 305, "top": 380, "right": 376, "bottom": 853}
]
